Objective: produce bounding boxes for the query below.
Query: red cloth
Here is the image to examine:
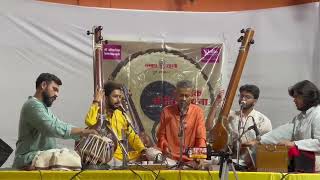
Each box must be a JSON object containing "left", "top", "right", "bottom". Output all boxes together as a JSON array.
[
  {"left": 288, "top": 146, "right": 315, "bottom": 173},
  {"left": 156, "top": 104, "right": 206, "bottom": 161},
  {"left": 288, "top": 146, "right": 300, "bottom": 158}
]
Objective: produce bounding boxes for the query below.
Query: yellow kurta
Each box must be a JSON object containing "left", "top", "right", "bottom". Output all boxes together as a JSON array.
[{"left": 85, "top": 104, "right": 145, "bottom": 160}]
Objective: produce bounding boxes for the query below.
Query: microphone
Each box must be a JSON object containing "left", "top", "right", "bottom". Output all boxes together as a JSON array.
[
  {"left": 250, "top": 117, "right": 261, "bottom": 141},
  {"left": 178, "top": 101, "right": 188, "bottom": 137},
  {"left": 118, "top": 103, "right": 139, "bottom": 134},
  {"left": 179, "top": 101, "right": 188, "bottom": 117},
  {"left": 240, "top": 100, "right": 246, "bottom": 108},
  {"left": 118, "top": 103, "right": 126, "bottom": 112}
]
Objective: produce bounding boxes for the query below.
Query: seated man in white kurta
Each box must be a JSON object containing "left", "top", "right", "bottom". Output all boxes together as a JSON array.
[
  {"left": 247, "top": 80, "right": 320, "bottom": 172},
  {"left": 206, "top": 84, "right": 272, "bottom": 167}
]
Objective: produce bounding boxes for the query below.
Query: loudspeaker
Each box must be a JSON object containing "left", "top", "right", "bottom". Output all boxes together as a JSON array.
[{"left": 0, "top": 138, "right": 13, "bottom": 167}]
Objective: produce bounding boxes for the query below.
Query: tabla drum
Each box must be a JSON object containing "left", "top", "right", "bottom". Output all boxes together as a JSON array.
[
  {"left": 109, "top": 49, "right": 219, "bottom": 142},
  {"left": 75, "top": 134, "right": 116, "bottom": 165}
]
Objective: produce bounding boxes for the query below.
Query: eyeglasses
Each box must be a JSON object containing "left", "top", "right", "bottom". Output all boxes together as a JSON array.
[{"left": 238, "top": 94, "right": 254, "bottom": 100}]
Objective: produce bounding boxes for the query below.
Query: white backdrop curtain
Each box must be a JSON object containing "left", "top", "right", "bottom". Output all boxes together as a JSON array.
[{"left": 0, "top": 0, "right": 318, "bottom": 167}]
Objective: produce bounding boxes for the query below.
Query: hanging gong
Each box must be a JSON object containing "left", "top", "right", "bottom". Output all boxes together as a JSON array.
[{"left": 109, "top": 49, "right": 216, "bottom": 142}]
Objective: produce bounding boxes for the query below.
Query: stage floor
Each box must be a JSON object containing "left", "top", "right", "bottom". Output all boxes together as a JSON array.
[{"left": 0, "top": 170, "right": 319, "bottom": 180}]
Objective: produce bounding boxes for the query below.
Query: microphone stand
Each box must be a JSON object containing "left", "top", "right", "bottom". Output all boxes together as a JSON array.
[
  {"left": 101, "top": 119, "right": 130, "bottom": 169},
  {"left": 118, "top": 105, "right": 144, "bottom": 168},
  {"left": 248, "top": 116, "right": 261, "bottom": 141},
  {"left": 234, "top": 115, "right": 259, "bottom": 169},
  {"left": 119, "top": 105, "right": 139, "bottom": 135},
  {"left": 245, "top": 116, "right": 260, "bottom": 169},
  {"left": 169, "top": 113, "right": 187, "bottom": 169},
  {"left": 207, "top": 145, "right": 239, "bottom": 180},
  {"left": 236, "top": 105, "right": 244, "bottom": 165},
  {"left": 170, "top": 104, "right": 193, "bottom": 170},
  {"left": 120, "top": 126, "right": 129, "bottom": 169},
  {"left": 178, "top": 112, "right": 185, "bottom": 168}
]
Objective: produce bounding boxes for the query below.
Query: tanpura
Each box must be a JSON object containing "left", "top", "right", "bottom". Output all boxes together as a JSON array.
[
  {"left": 209, "top": 28, "right": 255, "bottom": 152},
  {"left": 121, "top": 86, "right": 154, "bottom": 148}
]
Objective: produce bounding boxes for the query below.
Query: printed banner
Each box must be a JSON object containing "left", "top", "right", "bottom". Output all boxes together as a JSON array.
[{"left": 102, "top": 41, "right": 223, "bottom": 142}]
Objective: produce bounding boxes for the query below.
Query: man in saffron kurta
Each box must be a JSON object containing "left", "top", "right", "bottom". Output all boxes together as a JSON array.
[{"left": 157, "top": 80, "right": 206, "bottom": 161}]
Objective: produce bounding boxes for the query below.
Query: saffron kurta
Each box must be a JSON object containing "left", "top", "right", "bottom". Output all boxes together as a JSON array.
[{"left": 157, "top": 104, "right": 206, "bottom": 161}]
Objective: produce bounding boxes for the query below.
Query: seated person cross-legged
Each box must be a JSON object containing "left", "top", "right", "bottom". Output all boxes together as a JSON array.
[
  {"left": 13, "top": 73, "right": 97, "bottom": 170},
  {"left": 156, "top": 80, "right": 207, "bottom": 169},
  {"left": 245, "top": 80, "right": 320, "bottom": 172},
  {"left": 85, "top": 81, "right": 147, "bottom": 167}
]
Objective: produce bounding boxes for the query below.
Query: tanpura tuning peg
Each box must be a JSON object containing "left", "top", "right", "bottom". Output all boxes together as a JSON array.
[
  {"left": 240, "top": 29, "right": 245, "bottom": 33},
  {"left": 94, "top": 26, "right": 103, "bottom": 33},
  {"left": 237, "top": 36, "right": 244, "bottom": 42},
  {"left": 86, "top": 30, "right": 92, "bottom": 35},
  {"left": 250, "top": 40, "right": 255, "bottom": 44}
]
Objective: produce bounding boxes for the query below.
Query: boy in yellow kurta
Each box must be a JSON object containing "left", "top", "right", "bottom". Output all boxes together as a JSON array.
[{"left": 85, "top": 81, "right": 146, "bottom": 165}]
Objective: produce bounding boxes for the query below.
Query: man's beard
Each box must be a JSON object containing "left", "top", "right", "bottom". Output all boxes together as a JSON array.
[
  {"left": 240, "top": 102, "right": 254, "bottom": 110},
  {"left": 42, "top": 91, "right": 56, "bottom": 107},
  {"left": 297, "top": 105, "right": 310, "bottom": 112},
  {"left": 107, "top": 99, "right": 120, "bottom": 111}
]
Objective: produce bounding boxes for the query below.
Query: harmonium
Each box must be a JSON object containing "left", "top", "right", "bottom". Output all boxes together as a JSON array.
[{"left": 256, "top": 144, "right": 288, "bottom": 172}]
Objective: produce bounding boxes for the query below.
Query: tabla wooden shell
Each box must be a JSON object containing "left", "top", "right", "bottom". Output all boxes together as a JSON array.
[{"left": 76, "top": 134, "right": 115, "bottom": 165}]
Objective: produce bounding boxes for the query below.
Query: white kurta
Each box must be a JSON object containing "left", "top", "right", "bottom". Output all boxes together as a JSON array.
[
  {"left": 261, "top": 105, "right": 320, "bottom": 171},
  {"left": 228, "top": 109, "right": 272, "bottom": 144},
  {"left": 227, "top": 109, "right": 272, "bottom": 166}
]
